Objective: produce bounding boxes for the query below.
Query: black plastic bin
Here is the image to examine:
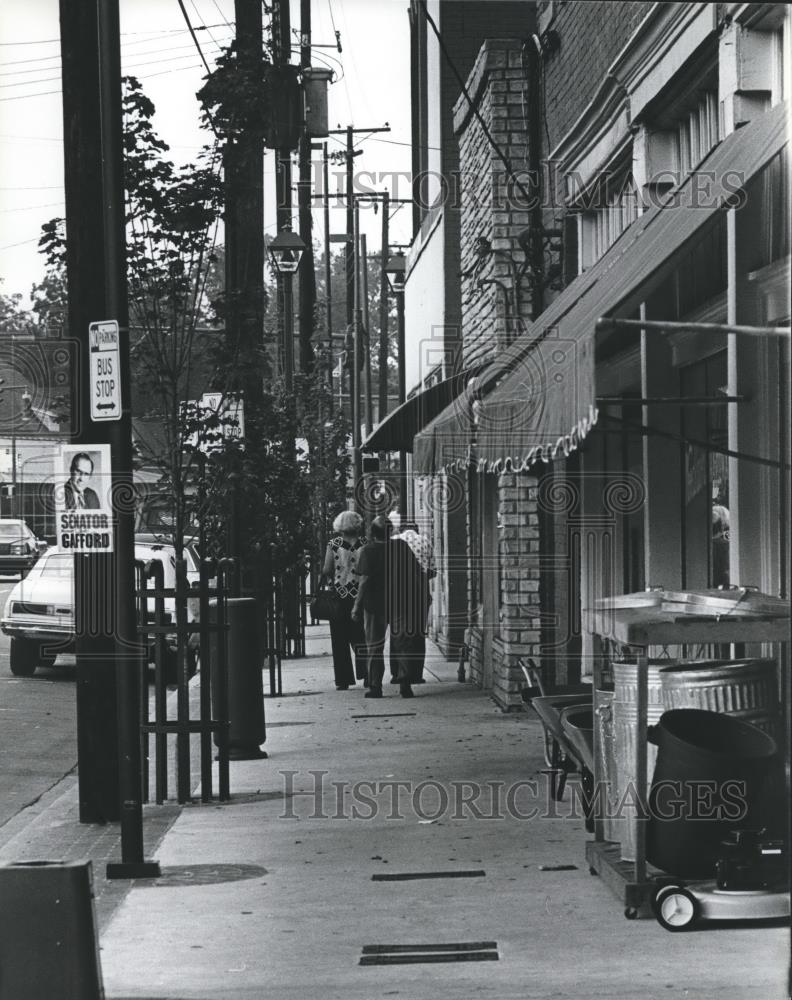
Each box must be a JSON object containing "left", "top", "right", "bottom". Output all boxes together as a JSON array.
[
  {"left": 646, "top": 708, "right": 779, "bottom": 878},
  {"left": 210, "top": 597, "right": 267, "bottom": 759}
]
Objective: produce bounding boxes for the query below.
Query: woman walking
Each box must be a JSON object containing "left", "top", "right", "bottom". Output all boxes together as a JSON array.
[{"left": 322, "top": 510, "right": 367, "bottom": 690}]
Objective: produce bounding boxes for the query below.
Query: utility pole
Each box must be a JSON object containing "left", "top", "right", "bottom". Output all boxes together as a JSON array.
[
  {"left": 60, "top": 0, "right": 157, "bottom": 876},
  {"left": 326, "top": 125, "right": 390, "bottom": 383},
  {"left": 223, "top": 0, "right": 265, "bottom": 630},
  {"left": 361, "top": 233, "right": 372, "bottom": 433},
  {"left": 297, "top": 0, "right": 315, "bottom": 375},
  {"left": 322, "top": 142, "right": 333, "bottom": 408},
  {"left": 378, "top": 191, "right": 390, "bottom": 423},
  {"left": 352, "top": 199, "right": 363, "bottom": 491},
  {"left": 272, "top": 0, "right": 293, "bottom": 382}
]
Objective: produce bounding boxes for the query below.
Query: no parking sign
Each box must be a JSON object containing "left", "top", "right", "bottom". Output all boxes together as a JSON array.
[{"left": 89, "top": 320, "right": 121, "bottom": 422}]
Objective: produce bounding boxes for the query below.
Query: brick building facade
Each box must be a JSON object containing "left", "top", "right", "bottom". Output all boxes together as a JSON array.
[{"left": 405, "top": 1, "right": 789, "bottom": 712}]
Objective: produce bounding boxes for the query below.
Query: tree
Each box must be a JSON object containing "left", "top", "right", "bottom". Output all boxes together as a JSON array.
[{"left": 0, "top": 281, "right": 34, "bottom": 335}]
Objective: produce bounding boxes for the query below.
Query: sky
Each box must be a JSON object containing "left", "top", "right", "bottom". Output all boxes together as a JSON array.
[{"left": 0, "top": 0, "right": 412, "bottom": 307}]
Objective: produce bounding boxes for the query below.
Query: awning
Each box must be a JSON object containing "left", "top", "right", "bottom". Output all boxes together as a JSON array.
[
  {"left": 362, "top": 366, "right": 482, "bottom": 453},
  {"left": 412, "top": 381, "right": 478, "bottom": 473},
  {"left": 414, "top": 100, "right": 789, "bottom": 475}
]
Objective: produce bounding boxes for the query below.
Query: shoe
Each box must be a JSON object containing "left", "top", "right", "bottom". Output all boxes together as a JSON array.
[
  {"left": 364, "top": 689, "right": 382, "bottom": 699},
  {"left": 400, "top": 686, "right": 414, "bottom": 698},
  {"left": 413, "top": 677, "right": 426, "bottom": 684},
  {"left": 389, "top": 677, "right": 399, "bottom": 685},
  {"left": 336, "top": 684, "right": 349, "bottom": 690}
]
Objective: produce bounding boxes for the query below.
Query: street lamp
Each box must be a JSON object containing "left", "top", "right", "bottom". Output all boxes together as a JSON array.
[
  {"left": 384, "top": 251, "right": 406, "bottom": 296},
  {"left": 384, "top": 252, "right": 407, "bottom": 515},
  {"left": 268, "top": 226, "right": 306, "bottom": 390}
]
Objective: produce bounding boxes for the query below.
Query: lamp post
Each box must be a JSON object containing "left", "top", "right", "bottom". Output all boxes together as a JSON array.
[
  {"left": 268, "top": 227, "right": 306, "bottom": 392},
  {"left": 384, "top": 252, "right": 407, "bottom": 516}
]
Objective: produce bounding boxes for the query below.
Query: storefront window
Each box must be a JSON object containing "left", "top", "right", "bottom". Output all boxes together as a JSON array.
[{"left": 680, "top": 350, "right": 729, "bottom": 589}]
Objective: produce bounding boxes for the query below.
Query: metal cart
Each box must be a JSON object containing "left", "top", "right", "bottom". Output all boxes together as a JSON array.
[{"left": 584, "top": 598, "right": 790, "bottom": 919}]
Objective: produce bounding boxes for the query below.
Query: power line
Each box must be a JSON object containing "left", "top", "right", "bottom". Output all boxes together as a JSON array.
[
  {"left": 417, "top": 0, "right": 533, "bottom": 210},
  {"left": 0, "top": 49, "right": 223, "bottom": 90},
  {"left": 188, "top": 0, "right": 224, "bottom": 53},
  {"left": 0, "top": 24, "right": 230, "bottom": 48},
  {"left": 176, "top": 0, "right": 213, "bottom": 75},
  {"left": 0, "top": 237, "right": 41, "bottom": 251},
  {"left": 211, "top": 0, "right": 233, "bottom": 29},
  {"left": 0, "top": 201, "right": 64, "bottom": 213}
]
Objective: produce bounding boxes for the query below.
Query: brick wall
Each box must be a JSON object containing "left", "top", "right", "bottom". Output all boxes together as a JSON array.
[
  {"left": 539, "top": 1, "right": 649, "bottom": 150},
  {"left": 493, "top": 472, "right": 542, "bottom": 709},
  {"left": 454, "top": 39, "right": 536, "bottom": 369},
  {"left": 466, "top": 471, "right": 542, "bottom": 710}
]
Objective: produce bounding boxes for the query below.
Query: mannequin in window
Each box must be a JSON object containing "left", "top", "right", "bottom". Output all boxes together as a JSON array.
[{"left": 711, "top": 500, "right": 730, "bottom": 588}]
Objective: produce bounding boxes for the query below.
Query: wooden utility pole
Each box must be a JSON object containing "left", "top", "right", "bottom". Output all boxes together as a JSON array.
[
  {"left": 325, "top": 127, "right": 389, "bottom": 355},
  {"left": 323, "top": 142, "right": 333, "bottom": 407},
  {"left": 378, "top": 191, "right": 390, "bottom": 423},
  {"left": 361, "top": 233, "right": 372, "bottom": 433},
  {"left": 352, "top": 200, "right": 363, "bottom": 491},
  {"left": 227, "top": 0, "right": 264, "bottom": 410},
  {"left": 60, "top": 0, "right": 157, "bottom": 875},
  {"left": 297, "top": 0, "right": 315, "bottom": 375},
  {"left": 272, "top": 0, "right": 294, "bottom": 385}
]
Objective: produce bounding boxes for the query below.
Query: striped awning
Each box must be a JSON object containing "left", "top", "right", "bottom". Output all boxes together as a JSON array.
[
  {"left": 413, "top": 101, "right": 789, "bottom": 475},
  {"left": 363, "top": 366, "right": 482, "bottom": 454}
]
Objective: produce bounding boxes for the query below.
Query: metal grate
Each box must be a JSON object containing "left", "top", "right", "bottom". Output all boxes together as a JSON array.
[
  {"left": 351, "top": 712, "right": 417, "bottom": 719},
  {"left": 360, "top": 941, "right": 499, "bottom": 965},
  {"left": 372, "top": 869, "right": 485, "bottom": 881}
]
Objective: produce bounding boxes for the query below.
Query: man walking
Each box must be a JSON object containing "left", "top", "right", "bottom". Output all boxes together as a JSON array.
[
  {"left": 352, "top": 516, "right": 390, "bottom": 698},
  {"left": 385, "top": 527, "right": 431, "bottom": 698}
]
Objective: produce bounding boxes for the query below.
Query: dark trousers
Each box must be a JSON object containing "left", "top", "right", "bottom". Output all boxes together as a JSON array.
[
  {"left": 363, "top": 610, "right": 387, "bottom": 692},
  {"left": 329, "top": 596, "right": 367, "bottom": 687},
  {"left": 390, "top": 631, "right": 426, "bottom": 690}
]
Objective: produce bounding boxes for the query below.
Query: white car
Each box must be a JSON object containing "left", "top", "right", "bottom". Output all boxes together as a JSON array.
[{"left": 1, "top": 543, "right": 200, "bottom": 678}]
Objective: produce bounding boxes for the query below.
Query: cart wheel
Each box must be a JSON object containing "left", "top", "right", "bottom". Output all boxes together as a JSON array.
[
  {"left": 624, "top": 906, "right": 638, "bottom": 920},
  {"left": 652, "top": 884, "right": 699, "bottom": 932}
]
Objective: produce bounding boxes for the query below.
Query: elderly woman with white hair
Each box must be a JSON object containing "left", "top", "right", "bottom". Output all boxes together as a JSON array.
[{"left": 321, "top": 510, "right": 367, "bottom": 689}]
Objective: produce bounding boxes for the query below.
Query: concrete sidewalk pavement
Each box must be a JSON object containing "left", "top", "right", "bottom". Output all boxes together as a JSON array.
[{"left": 3, "top": 625, "right": 789, "bottom": 999}]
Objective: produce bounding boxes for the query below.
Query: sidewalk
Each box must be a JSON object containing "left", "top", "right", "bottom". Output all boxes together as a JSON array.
[{"left": 3, "top": 626, "right": 789, "bottom": 999}]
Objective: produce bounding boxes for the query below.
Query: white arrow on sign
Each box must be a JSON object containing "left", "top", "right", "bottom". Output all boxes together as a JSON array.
[{"left": 89, "top": 319, "right": 121, "bottom": 422}]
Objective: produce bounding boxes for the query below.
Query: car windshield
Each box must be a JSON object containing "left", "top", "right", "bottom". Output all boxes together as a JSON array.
[
  {"left": 0, "top": 523, "right": 26, "bottom": 539},
  {"left": 34, "top": 553, "right": 73, "bottom": 578}
]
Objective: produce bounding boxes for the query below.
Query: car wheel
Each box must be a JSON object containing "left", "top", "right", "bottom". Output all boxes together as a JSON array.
[{"left": 9, "top": 639, "right": 38, "bottom": 677}]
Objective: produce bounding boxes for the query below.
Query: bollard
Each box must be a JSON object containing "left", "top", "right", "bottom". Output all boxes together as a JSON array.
[
  {"left": 0, "top": 861, "right": 104, "bottom": 1000},
  {"left": 211, "top": 597, "right": 267, "bottom": 760}
]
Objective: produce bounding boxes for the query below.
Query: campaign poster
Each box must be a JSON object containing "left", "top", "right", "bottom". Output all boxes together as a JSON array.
[{"left": 56, "top": 444, "right": 114, "bottom": 553}]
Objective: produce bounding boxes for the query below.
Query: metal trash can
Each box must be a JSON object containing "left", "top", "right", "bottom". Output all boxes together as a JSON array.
[
  {"left": 595, "top": 691, "right": 619, "bottom": 843},
  {"left": 211, "top": 597, "right": 267, "bottom": 760},
  {"left": 0, "top": 861, "right": 103, "bottom": 1000},
  {"left": 660, "top": 658, "right": 780, "bottom": 736},
  {"left": 612, "top": 661, "right": 668, "bottom": 861}
]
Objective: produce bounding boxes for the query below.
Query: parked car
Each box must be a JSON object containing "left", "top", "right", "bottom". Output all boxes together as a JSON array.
[
  {"left": 0, "top": 542, "right": 200, "bottom": 678},
  {"left": 134, "top": 532, "right": 203, "bottom": 588},
  {"left": 0, "top": 519, "right": 48, "bottom": 578}
]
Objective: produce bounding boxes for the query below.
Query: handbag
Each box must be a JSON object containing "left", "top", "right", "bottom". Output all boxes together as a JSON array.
[{"left": 311, "top": 584, "right": 343, "bottom": 622}]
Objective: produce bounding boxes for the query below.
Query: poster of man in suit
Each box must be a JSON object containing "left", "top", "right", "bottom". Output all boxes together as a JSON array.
[{"left": 56, "top": 444, "right": 113, "bottom": 552}]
